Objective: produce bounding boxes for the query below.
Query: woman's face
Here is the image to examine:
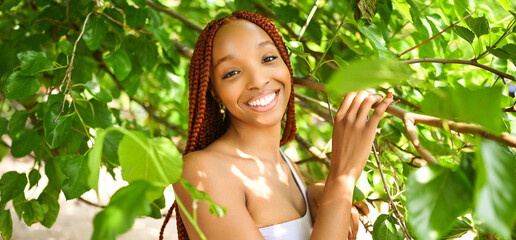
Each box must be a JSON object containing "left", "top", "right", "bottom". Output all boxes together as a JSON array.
[{"left": 210, "top": 20, "right": 291, "bottom": 128}]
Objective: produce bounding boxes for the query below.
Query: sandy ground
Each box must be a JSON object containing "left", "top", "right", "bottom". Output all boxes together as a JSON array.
[{"left": 0, "top": 152, "right": 178, "bottom": 240}]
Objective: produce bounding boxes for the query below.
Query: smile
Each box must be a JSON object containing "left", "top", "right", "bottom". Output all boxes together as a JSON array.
[
  {"left": 245, "top": 90, "right": 279, "bottom": 111},
  {"left": 248, "top": 91, "right": 277, "bottom": 107}
]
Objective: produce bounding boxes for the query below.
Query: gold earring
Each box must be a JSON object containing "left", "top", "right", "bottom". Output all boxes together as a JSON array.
[{"left": 219, "top": 104, "right": 226, "bottom": 114}]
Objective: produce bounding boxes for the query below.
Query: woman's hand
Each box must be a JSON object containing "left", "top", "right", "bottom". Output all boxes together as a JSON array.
[{"left": 330, "top": 90, "right": 392, "bottom": 182}]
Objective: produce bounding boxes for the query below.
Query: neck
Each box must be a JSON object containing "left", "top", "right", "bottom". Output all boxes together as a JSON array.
[{"left": 220, "top": 118, "right": 283, "bottom": 162}]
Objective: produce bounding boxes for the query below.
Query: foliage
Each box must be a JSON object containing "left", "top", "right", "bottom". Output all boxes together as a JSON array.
[{"left": 0, "top": 0, "right": 516, "bottom": 239}]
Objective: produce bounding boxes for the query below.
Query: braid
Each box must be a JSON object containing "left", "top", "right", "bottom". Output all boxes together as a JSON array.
[{"left": 160, "top": 11, "right": 296, "bottom": 240}]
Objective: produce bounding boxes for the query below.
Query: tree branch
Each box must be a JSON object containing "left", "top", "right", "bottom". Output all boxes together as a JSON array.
[
  {"left": 145, "top": 0, "right": 203, "bottom": 33},
  {"left": 295, "top": 77, "right": 516, "bottom": 148},
  {"left": 371, "top": 142, "right": 413, "bottom": 240},
  {"left": 397, "top": 11, "right": 475, "bottom": 58},
  {"left": 403, "top": 58, "right": 515, "bottom": 81}
]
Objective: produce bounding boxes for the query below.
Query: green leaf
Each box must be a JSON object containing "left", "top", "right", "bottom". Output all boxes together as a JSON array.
[
  {"left": 17, "top": 50, "right": 53, "bottom": 76},
  {"left": 392, "top": 0, "right": 412, "bottom": 22},
  {"left": 0, "top": 209, "right": 13, "bottom": 240},
  {"left": 372, "top": 214, "right": 404, "bottom": 240},
  {"left": 146, "top": 25, "right": 172, "bottom": 52},
  {"left": 103, "top": 49, "right": 132, "bottom": 80},
  {"left": 420, "top": 86, "right": 503, "bottom": 134},
  {"left": 102, "top": 130, "right": 124, "bottom": 166},
  {"left": 474, "top": 140, "right": 516, "bottom": 239},
  {"left": 0, "top": 171, "right": 27, "bottom": 204},
  {"left": 91, "top": 99, "right": 114, "bottom": 128},
  {"left": 87, "top": 128, "right": 108, "bottom": 192},
  {"left": 353, "top": 186, "right": 365, "bottom": 203},
  {"left": 59, "top": 155, "right": 91, "bottom": 200},
  {"left": 0, "top": 117, "right": 8, "bottom": 136},
  {"left": 0, "top": 0, "right": 20, "bottom": 10},
  {"left": 453, "top": 25, "right": 475, "bottom": 44},
  {"left": 440, "top": 219, "right": 472, "bottom": 239},
  {"left": 37, "top": 190, "right": 60, "bottom": 228},
  {"left": 45, "top": 157, "right": 66, "bottom": 191},
  {"left": 0, "top": 145, "right": 7, "bottom": 161},
  {"left": 44, "top": 105, "right": 72, "bottom": 149},
  {"left": 134, "top": 37, "right": 158, "bottom": 72},
  {"left": 8, "top": 110, "right": 28, "bottom": 137},
  {"left": 4, "top": 71, "right": 40, "bottom": 99},
  {"left": 496, "top": 0, "right": 512, "bottom": 11},
  {"left": 340, "top": 34, "right": 364, "bottom": 55},
  {"left": 83, "top": 15, "right": 107, "bottom": 51},
  {"left": 180, "top": 179, "right": 226, "bottom": 217},
  {"left": 92, "top": 180, "right": 160, "bottom": 240},
  {"left": 58, "top": 39, "right": 73, "bottom": 56},
  {"left": 10, "top": 129, "right": 40, "bottom": 158},
  {"left": 406, "top": 165, "right": 472, "bottom": 240},
  {"left": 28, "top": 169, "right": 41, "bottom": 189},
  {"left": 85, "top": 78, "right": 113, "bottom": 103},
  {"left": 357, "top": 22, "right": 392, "bottom": 57},
  {"left": 327, "top": 59, "right": 413, "bottom": 96},
  {"left": 21, "top": 199, "right": 48, "bottom": 226},
  {"left": 118, "top": 131, "right": 182, "bottom": 186},
  {"left": 285, "top": 41, "right": 309, "bottom": 57},
  {"left": 465, "top": 15, "right": 490, "bottom": 38}
]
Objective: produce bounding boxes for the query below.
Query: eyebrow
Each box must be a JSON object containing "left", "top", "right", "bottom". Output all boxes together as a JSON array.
[{"left": 212, "top": 40, "right": 276, "bottom": 69}]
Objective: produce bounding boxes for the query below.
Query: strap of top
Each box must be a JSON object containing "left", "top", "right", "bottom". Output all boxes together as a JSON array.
[{"left": 279, "top": 150, "right": 308, "bottom": 204}]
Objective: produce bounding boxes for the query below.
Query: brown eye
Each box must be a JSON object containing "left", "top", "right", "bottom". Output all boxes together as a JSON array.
[
  {"left": 262, "top": 56, "right": 278, "bottom": 63},
  {"left": 223, "top": 70, "right": 239, "bottom": 79}
]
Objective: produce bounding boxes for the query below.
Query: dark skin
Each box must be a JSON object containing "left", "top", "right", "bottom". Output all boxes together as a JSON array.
[{"left": 173, "top": 19, "right": 391, "bottom": 240}]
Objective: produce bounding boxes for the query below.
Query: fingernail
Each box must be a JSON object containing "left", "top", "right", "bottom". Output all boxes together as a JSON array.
[{"left": 387, "top": 92, "right": 393, "bottom": 98}]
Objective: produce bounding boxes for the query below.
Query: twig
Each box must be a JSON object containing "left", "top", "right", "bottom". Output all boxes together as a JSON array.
[
  {"left": 78, "top": 197, "right": 105, "bottom": 208},
  {"left": 403, "top": 58, "right": 515, "bottom": 81},
  {"left": 295, "top": 152, "right": 332, "bottom": 165},
  {"left": 297, "top": 0, "right": 319, "bottom": 41},
  {"left": 94, "top": 11, "right": 151, "bottom": 34},
  {"left": 403, "top": 118, "right": 438, "bottom": 164},
  {"left": 397, "top": 11, "right": 475, "bottom": 58},
  {"left": 55, "top": 11, "right": 94, "bottom": 122},
  {"left": 372, "top": 142, "right": 412, "bottom": 240},
  {"left": 145, "top": 0, "right": 203, "bottom": 33}
]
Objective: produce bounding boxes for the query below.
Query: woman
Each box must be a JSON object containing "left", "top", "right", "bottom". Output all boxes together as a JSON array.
[{"left": 160, "top": 11, "right": 392, "bottom": 240}]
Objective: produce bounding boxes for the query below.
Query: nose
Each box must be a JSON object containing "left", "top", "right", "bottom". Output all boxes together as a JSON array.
[{"left": 245, "top": 67, "right": 270, "bottom": 90}]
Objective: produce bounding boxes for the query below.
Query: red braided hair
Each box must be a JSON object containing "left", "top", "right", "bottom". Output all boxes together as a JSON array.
[{"left": 159, "top": 11, "right": 296, "bottom": 240}]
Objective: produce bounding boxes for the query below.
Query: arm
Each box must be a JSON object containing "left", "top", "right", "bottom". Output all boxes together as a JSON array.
[
  {"left": 310, "top": 91, "right": 392, "bottom": 239},
  {"left": 173, "top": 152, "right": 265, "bottom": 240}
]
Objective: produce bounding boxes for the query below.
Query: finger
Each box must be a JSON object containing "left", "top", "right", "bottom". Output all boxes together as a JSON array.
[
  {"left": 351, "top": 206, "right": 359, "bottom": 240},
  {"left": 355, "top": 94, "right": 382, "bottom": 124},
  {"left": 343, "top": 90, "right": 369, "bottom": 123},
  {"left": 354, "top": 201, "right": 370, "bottom": 216},
  {"left": 367, "top": 92, "right": 393, "bottom": 127},
  {"left": 335, "top": 92, "right": 357, "bottom": 121}
]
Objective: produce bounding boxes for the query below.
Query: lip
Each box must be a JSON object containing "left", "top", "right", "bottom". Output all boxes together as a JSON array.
[{"left": 245, "top": 89, "right": 280, "bottom": 112}]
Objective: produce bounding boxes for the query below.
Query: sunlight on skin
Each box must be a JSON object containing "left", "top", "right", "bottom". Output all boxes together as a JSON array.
[
  {"left": 231, "top": 165, "right": 272, "bottom": 199},
  {"left": 236, "top": 148, "right": 266, "bottom": 174}
]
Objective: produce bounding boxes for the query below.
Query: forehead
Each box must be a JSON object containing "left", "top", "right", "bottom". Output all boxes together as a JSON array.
[{"left": 212, "top": 20, "right": 275, "bottom": 58}]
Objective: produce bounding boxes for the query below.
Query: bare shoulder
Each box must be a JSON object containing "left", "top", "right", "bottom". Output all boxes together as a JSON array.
[{"left": 177, "top": 148, "right": 241, "bottom": 196}]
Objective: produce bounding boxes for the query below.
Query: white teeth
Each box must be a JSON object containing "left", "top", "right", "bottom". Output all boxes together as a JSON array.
[{"left": 248, "top": 92, "right": 276, "bottom": 107}]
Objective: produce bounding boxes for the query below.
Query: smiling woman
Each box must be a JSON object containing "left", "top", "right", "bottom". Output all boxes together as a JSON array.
[{"left": 159, "top": 11, "right": 392, "bottom": 240}]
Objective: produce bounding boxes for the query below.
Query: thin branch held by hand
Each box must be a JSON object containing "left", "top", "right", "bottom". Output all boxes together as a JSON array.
[{"left": 397, "top": 11, "right": 475, "bottom": 58}]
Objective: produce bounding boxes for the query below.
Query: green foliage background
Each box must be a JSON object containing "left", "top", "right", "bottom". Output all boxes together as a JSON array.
[{"left": 1, "top": 0, "right": 516, "bottom": 239}]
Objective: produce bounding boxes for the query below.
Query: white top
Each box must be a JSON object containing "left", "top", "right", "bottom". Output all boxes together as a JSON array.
[{"left": 258, "top": 151, "right": 313, "bottom": 240}]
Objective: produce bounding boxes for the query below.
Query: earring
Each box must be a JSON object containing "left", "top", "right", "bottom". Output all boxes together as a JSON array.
[{"left": 219, "top": 104, "right": 226, "bottom": 114}]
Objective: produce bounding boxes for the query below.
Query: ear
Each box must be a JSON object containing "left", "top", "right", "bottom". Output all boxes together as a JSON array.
[{"left": 209, "top": 87, "right": 222, "bottom": 105}]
